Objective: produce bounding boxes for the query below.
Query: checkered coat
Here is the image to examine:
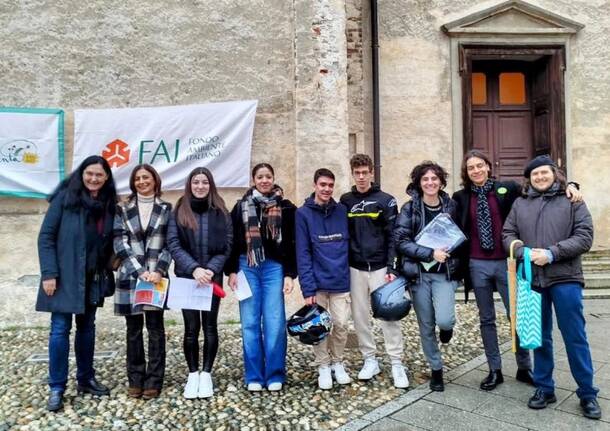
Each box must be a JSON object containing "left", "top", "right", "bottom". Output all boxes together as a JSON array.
[{"left": 113, "top": 196, "right": 172, "bottom": 316}]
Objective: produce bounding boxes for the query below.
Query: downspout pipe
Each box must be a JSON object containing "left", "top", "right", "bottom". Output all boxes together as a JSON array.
[{"left": 370, "top": 0, "right": 381, "bottom": 184}]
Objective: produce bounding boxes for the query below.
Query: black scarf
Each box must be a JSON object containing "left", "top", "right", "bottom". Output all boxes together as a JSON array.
[
  {"left": 81, "top": 191, "right": 106, "bottom": 220},
  {"left": 190, "top": 197, "right": 210, "bottom": 214},
  {"left": 471, "top": 179, "right": 495, "bottom": 251}
]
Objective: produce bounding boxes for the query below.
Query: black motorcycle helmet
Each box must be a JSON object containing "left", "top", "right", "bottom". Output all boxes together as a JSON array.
[
  {"left": 287, "top": 304, "right": 332, "bottom": 345},
  {"left": 371, "top": 276, "right": 412, "bottom": 321}
]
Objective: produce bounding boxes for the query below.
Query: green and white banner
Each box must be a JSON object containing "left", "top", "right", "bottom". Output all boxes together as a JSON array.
[{"left": 0, "top": 108, "right": 65, "bottom": 198}]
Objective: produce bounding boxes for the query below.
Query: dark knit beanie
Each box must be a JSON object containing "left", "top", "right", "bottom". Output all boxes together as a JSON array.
[{"left": 523, "top": 155, "right": 556, "bottom": 178}]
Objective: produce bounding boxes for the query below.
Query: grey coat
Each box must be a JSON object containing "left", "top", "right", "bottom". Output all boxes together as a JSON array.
[{"left": 502, "top": 186, "right": 593, "bottom": 288}]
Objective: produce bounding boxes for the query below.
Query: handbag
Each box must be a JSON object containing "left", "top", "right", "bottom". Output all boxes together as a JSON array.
[
  {"left": 88, "top": 268, "right": 116, "bottom": 306},
  {"left": 516, "top": 247, "right": 542, "bottom": 349}
]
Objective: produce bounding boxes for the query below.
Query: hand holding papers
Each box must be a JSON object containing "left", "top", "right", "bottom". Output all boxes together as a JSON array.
[
  {"left": 134, "top": 278, "right": 169, "bottom": 309},
  {"left": 234, "top": 270, "right": 252, "bottom": 301},
  {"left": 415, "top": 213, "right": 466, "bottom": 268},
  {"left": 167, "top": 277, "right": 213, "bottom": 311},
  {"left": 415, "top": 213, "right": 466, "bottom": 252}
]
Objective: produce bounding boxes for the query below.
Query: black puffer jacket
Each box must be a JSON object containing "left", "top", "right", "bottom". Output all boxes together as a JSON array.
[
  {"left": 393, "top": 190, "right": 461, "bottom": 284},
  {"left": 167, "top": 208, "right": 233, "bottom": 285},
  {"left": 502, "top": 184, "right": 593, "bottom": 288}
]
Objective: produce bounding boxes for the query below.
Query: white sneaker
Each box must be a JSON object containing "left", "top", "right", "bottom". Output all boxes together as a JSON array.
[
  {"left": 183, "top": 372, "right": 199, "bottom": 399},
  {"left": 331, "top": 362, "right": 352, "bottom": 385},
  {"left": 318, "top": 365, "right": 333, "bottom": 390},
  {"left": 247, "top": 383, "right": 263, "bottom": 392},
  {"left": 198, "top": 371, "right": 214, "bottom": 398},
  {"left": 391, "top": 364, "right": 410, "bottom": 389},
  {"left": 358, "top": 358, "right": 381, "bottom": 380},
  {"left": 267, "top": 382, "right": 282, "bottom": 391}
]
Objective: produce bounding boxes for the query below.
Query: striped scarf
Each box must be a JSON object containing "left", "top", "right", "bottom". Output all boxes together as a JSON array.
[
  {"left": 471, "top": 179, "right": 495, "bottom": 251},
  {"left": 241, "top": 186, "right": 283, "bottom": 266}
]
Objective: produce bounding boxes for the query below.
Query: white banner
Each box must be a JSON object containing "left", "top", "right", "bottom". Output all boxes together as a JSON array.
[
  {"left": 0, "top": 108, "right": 65, "bottom": 198},
  {"left": 73, "top": 100, "right": 257, "bottom": 194}
]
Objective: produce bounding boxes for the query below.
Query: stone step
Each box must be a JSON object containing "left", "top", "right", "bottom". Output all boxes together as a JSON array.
[
  {"left": 584, "top": 273, "right": 610, "bottom": 289},
  {"left": 582, "top": 258, "right": 610, "bottom": 273}
]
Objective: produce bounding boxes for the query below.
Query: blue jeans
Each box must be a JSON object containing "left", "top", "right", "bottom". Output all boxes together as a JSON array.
[
  {"left": 238, "top": 256, "right": 286, "bottom": 385},
  {"left": 48, "top": 307, "right": 97, "bottom": 392},
  {"left": 470, "top": 259, "right": 531, "bottom": 371},
  {"left": 411, "top": 273, "right": 457, "bottom": 371},
  {"left": 534, "top": 282, "right": 598, "bottom": 400}
]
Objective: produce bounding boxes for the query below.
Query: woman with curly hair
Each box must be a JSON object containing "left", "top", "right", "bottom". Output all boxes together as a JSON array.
[{"left": 393, "top": 161, "right": 461, "bottom": 392}]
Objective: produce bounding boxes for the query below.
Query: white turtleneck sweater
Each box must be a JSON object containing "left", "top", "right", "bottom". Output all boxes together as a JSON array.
[{"left": 137, "top": 194, "right": 155, "bottom": 230}]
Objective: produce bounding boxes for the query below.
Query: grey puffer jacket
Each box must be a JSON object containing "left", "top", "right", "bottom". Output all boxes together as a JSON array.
[{"left": 502, "top": 184, "right": 593, "bottom": 288}]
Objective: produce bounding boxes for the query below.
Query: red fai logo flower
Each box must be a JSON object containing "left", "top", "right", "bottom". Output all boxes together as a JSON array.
[{"left": 102, "top": 139, "right": 131, "bottom": 168}]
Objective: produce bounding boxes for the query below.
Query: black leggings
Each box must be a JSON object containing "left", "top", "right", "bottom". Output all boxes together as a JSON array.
[{"left": 182, "top": 295, "right": 220, "bottom": 373}]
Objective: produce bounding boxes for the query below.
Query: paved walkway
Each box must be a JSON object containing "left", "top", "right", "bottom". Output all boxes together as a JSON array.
[{"left": 340, "top": 299, "right": 610, "bottom": 431}]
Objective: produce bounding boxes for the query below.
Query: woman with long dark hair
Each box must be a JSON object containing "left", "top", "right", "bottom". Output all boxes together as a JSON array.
[
  {"left": 114, "top": 164, "right": 172, "bottom": 399},
  {"left": 225, "top": 163, "right": 297, "bottom": 392},
  {"left": 37, "top": 155, "right": 117, "bottom": 412},
  {"left": 393, "top": 161, "right": 461, "bottom": 392},
  {"left": 166, "top": 167, "right": 232, "bottom": 399}
]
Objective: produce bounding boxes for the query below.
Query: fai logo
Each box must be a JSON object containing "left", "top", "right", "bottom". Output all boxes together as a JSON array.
[{"left": 102, "top": 139, "right": 130, "bottom": 168}]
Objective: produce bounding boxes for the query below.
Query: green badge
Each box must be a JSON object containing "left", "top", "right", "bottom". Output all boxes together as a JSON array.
[{"left": 497, "top": 187, "right": 508, "bottom": 195}]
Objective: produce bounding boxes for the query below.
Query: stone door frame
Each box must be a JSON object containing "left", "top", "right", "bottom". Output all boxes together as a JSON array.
[{"left": 441, "top": 0, "right": 584, "bottom": 185}]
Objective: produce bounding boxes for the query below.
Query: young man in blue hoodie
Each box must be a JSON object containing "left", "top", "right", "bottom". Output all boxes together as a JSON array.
[{"left": 296, "top": 168, "right": 351, "bottom": 390}]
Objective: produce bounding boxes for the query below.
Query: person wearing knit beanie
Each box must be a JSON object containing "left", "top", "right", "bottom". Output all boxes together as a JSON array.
[{"left": 523, "top": 155, "right": 556, "bottom": 178}]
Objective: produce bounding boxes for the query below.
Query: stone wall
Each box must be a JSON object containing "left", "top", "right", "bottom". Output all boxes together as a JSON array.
[
  {"left": 0, "top": 0, "right": 302, "bottom": 326},
  {"left": 375, "top": 0, "right": 610, "bottom": 248}
]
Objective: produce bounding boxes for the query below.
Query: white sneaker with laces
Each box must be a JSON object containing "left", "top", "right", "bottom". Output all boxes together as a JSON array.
[
  {"left": 318, "top": 365, "right": 333, "bottom": 390},
  {"left": 183, "top": 372, "right": 199, "bottom": 399},
  {"left": 247, "top": 383, "right": 263, "bottom": 392},
  {"left": 267, "top": 382, "right": 282, "bottom": 391},
  {"left": 198, "top": 371, "right": 214, "bottom": 398},
  {"left": 358, "top": 358, "right": 381, "bottom": 380},
  {"left": 391, "top": 364, "right": 410, "bottom": 389},
  {"left": 331, "top": 362, "right": 352, "bottom": 385}
]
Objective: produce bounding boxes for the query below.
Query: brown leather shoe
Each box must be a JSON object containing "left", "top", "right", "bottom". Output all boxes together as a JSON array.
[
  {"left": 127, "top": 387, "right": 143, "bottom": 398},
  {"left": 142, "top": 388, "right": 160, "bottom": 400}
]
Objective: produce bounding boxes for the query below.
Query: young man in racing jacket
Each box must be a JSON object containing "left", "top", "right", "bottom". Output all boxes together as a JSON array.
[{"left": 340, "top": 154, "right": 408, "bottom": 388}]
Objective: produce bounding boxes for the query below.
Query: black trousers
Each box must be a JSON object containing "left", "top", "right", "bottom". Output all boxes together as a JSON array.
[
  {"left": 125, "top": 310, "right": 166, "bottom": 390},
  {"left": 182, "top": 295, "right": 220, "bottom": 373}
]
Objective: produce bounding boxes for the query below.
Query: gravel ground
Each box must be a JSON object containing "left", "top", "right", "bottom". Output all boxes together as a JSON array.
[{"left": 0, "top": 302, "right": 510, "bottom": 430}]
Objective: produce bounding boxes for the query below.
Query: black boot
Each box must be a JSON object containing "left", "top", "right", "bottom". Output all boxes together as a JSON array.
[
  {"left": 480, "top": 369, "right": 504, "bottom": 391},
  {"left": 515, "top": 368, "right": 534, "bottom": 386},
  {"left": 439, "top": 329, "right": 453, "bottom": 344},
  {"left": 430, "top": 368, "right": 444, "bottom": 392},
  {"left": 47, "top": 390, "right": 64, "bottom": 412},
  {"left": 77, "top": 377, "right": 110, "bottom": 396},
  {"left": 580, "top": 398, "right": 602, "bottom": 420},
  {"left": 528, "top": 388, "right": 557, "bottom": 409}
]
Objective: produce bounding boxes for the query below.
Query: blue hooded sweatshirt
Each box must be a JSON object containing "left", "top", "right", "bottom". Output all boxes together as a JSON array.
[{"left": 295, "top": 195, "right": 350, "bottom": 298}]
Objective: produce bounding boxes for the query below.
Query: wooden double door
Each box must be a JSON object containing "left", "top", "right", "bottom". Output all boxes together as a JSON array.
[{"left": 462, "top": 47, "right": 566, "bottom": 182}]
